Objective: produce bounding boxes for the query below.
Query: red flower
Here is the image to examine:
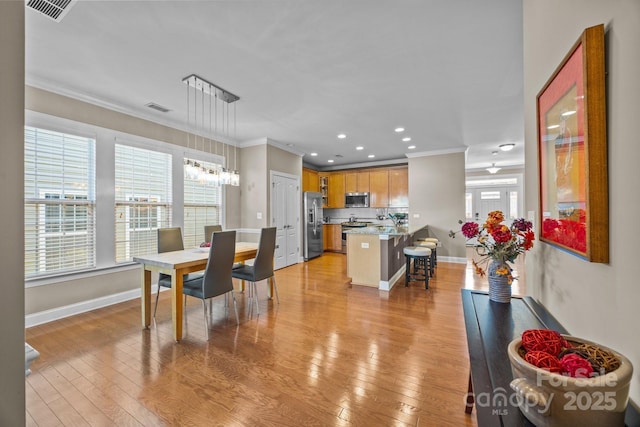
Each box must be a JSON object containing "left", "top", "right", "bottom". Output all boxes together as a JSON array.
[
  {"left": 461, "top": 222, "right": 479, "bottom": 238},
  {"left": 523, "top": 230, "right": 535, "bottom": 250},
  {"left": 491, "top": 225, "right": 512, "bottom": 243}
]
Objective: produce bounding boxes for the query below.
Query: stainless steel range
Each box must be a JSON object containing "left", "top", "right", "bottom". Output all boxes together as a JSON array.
[{"left": 340, "top": 221, "right": 369, "bottom": 253}]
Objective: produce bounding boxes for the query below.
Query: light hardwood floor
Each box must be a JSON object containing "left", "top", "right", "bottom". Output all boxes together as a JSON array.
[{"left": 26, "top": 251, "right": 525, "bottom": 426}]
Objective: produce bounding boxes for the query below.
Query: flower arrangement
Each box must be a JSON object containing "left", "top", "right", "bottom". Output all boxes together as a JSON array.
[{"left": 449, "top": 210, "right": 534, "bottom": 282}]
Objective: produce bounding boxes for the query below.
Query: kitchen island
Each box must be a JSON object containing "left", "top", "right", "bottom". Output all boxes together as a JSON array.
[{"left": 345, "top": 224, "right": 427, "bottom": 290}]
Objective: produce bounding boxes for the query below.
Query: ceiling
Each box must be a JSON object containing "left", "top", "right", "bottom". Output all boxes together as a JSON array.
[{"left": 25, "top": 0, "right": 524, "bottom": 172}]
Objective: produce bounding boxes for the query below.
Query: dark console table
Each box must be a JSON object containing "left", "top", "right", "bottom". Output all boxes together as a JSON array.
[{"left": 461, "top": 289, "right": 639, "bottom": 427}]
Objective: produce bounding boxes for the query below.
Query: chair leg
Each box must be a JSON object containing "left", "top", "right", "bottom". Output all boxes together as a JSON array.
[
  {"left": 202, "top": 299, "right": 209, "bottom": 341},
  {"left": 253, "top": 281, "right": 260, "bottom": 314},
  {"left": 271, "top": 276, "right": 280, "bottom": 304},
  {"left": 231, "top": 291, "right": 239, "bottom": 325}
]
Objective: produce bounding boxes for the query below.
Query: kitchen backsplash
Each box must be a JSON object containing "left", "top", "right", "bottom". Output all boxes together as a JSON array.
[{"left": 323, "top": 207, "right": 408, "bottom": 224}]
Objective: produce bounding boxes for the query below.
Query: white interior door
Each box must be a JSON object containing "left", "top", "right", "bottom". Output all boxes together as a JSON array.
[{"left": 271, "top": 172, "right": 300, "bottom": 270}]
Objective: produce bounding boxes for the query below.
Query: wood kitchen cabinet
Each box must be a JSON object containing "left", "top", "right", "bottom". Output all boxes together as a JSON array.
[
  {"left": 302, "top": 167, "right": 319, "bottom": 193},
  {"left": 388, "top": 168, "right": 408, "bottom": 207},
  {"left": 369, "top": 169, "right": 389, "bottom": 207},
  {"left": 323, "top": 224, "right": 342, "bottom": 252},
  {"left": 344, "top": 171, "right": 370, "bottom": 193},
  {"left": 327, "top": 172, "right": 345, "bottom": 208}
]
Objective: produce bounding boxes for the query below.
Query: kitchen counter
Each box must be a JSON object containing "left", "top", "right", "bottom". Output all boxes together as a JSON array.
[
  {"left": 342, "top": 224, "right": 419, "bottom": 237},
  {"left": 346, "top": 225, "right": 427, "bottom": 290}
]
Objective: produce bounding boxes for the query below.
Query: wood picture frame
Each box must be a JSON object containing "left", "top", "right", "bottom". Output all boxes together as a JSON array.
[{"left": 537, "top": 24, "right": 608, "bottom": 262}]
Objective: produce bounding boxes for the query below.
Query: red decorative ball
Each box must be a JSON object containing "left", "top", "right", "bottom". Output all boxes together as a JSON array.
[
  {"left": 561, "top": 353, "right": 594, "bottom": 378},
  {"left": 521, "top": 329, "right": 564, "bottom": 356},
  {"left": 525, "top": 350, "right": 563, "bottom": 373}
]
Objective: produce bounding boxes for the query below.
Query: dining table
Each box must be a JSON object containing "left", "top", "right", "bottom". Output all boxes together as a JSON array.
[{"left": 134, "top": 241, "right": 259, "bottom": 341}]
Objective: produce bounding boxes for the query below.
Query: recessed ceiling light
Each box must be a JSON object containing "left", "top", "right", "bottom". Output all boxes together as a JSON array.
[
  {"left": 394, "top": 127, "right": 405, "bottom": 133},
  {"left": 355, "top": 146, "right": 364, "bottom": 150},
  {"left": 310, "top": 152, "right": 318, "bottom": 156},
  {"left": 499, "top": 143, "right": 515, "bottom": 151},
  {"left": 547, "top": 124, "right": 560, "bottom": 130},
  {"left": 368, "top": 154, "right": 375, "bottom": 158},
  {"left": 337, "top": 133, "right": 347, "bottom": 139},
  {"left": 408, "top": 145, "right": 416, "bottom": 149},
  {"left": 327, "top": 159, "right": 334, "bottom": 163},
  {"left": 492, "top": 151, "right": 499, "bottom": 155},
  {"left": 561, "top": 110, "right": 576, "bottom": 117},
  {"left": 402, "top": 137, "right": 411, "bottom": 142}
]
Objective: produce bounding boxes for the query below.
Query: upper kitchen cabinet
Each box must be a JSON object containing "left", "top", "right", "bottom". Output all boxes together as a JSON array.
[
  {"left": 344, "top": 171, "right": 370, "bottom": 193},
  {"left": 302, "top": 167, "right": 319, "bottom": 193},
  {"left": 369, "top": 169, "right": 389, "bottom": 208},
  {"left": 327, "top": 172, "right": 345, "bottom": 208},
  {"left": 388, "top": 168, "right": 408, "bottom": 207}
]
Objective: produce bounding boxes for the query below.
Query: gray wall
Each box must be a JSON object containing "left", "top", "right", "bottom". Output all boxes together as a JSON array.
[
  {"left": 240, "top": 144, "right": 268, "bottom": 232},
  {"left": 408, "top": 152, "right": 466, "bottom": 259},
  {"left": 0, "top": 2, "right": 26, "bottom": 423},
  {"left": 524, "top": 0, "right": 640, "bottom": 403}
]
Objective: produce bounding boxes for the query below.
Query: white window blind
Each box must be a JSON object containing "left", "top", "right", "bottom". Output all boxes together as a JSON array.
[
  {"left": 24, "top": 126, "right": 96, "bottom": 277},
  {"left": 115, "top": 144, "right": 172, "bottom": 262},
  {"left": 183, "top": 158, "right": 222, "bottom": 248}
]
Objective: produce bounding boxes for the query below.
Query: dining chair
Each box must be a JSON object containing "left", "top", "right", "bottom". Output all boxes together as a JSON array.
[
  {"left": 182, "top": 230, "right": 238, "bottom": 340},
  {"left": 204, "top": 224, "right": 223, "bottom": 244},
  {"left": 154, "top": 227, "right": 200, "bottom": 319},
  {"left": 231, "top": 227, "right": 278, "bottom": 314}
]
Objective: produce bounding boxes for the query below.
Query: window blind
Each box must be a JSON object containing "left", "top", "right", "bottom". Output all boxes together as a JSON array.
[
  {"left": 24, "top": 126, "right": 96, "bottom": 277},
  {"left": 114, "top": 144, "right": 172, "bottom": 262},
  {"left": 183, "top": 158, "right": 222, "bottom": 248}
]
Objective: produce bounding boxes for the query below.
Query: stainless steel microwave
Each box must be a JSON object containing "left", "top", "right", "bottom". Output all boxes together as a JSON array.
[{"left": 345, "top": 192, "right": 370, "bottom": 208}]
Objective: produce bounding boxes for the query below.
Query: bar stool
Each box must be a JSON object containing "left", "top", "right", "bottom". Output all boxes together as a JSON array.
[
  {"left": 416, "top": 237, "right": 439, "bottom": 268},
  {"left": 403, "top": 246, "right": 431, "bottom": 289},
  {"left": 415, "top": 241, "right": 436, "bottom": 277}
]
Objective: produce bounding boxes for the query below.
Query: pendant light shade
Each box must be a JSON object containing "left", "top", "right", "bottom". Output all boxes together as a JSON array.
[{"left": 486, "top": 163, "right": 501, "bottom": 174}]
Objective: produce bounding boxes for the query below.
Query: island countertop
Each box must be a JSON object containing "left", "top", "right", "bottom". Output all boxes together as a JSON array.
[{"left": 343, "top": 224, "right": 425, "bottom": 237}]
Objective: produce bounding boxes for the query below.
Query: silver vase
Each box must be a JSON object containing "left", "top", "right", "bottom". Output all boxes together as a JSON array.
[{"left": 487, "top": 260, "right": 511, "bottom": 303}]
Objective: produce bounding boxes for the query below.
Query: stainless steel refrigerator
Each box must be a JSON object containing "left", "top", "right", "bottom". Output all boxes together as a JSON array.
[{"left": 303, "top": 191, "right": 323, "bottom": 260}]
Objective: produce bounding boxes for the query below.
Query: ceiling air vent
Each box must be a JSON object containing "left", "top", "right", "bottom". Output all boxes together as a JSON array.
[
  {"left": 145, "top": 102, "right": 171, "bottom": 113},
  {"left": 26, "top": 0, "right": 77, "bottom": 22}
]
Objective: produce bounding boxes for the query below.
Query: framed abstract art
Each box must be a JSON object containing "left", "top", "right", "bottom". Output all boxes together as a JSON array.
[{"left": 537, "top": 24, "right": 608, "bottom": 262}]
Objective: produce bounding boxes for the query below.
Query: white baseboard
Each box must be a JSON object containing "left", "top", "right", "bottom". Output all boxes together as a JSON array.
[
  {"left": 441, "top": 256, "right": 467, "bottom": 264},
  {"left": 379, "top": 265, "right": 406, "bottom": 291},
  {"left": 25, "top": 285, "right": 161, "bottom": 328}
]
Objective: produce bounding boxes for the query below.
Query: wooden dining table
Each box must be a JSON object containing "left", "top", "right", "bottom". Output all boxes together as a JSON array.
[{"left": 134, "top": 242, "right": 258, "bottom": 341}]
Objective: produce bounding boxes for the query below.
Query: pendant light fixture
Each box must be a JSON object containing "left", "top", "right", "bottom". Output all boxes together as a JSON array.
[
  {"left": 486, "top": 163, "right": 501, "bottom": 174},
  {"left": 182, "top": 74, "right": 240, "bottom": 186}
]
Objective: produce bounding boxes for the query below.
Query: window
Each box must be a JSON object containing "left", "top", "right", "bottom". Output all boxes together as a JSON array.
[
  {"left": 465, "top": 192, "right": 473, "bottom": 219},
  {"left": 24, "top": 127, "right": 96, "bottom": 277},
  {"left": 509, "top": 191, "right": 519, "bottom": 219},
  {"left": 115, "top": 144, "right": 172, "bottom": 262},
  {"left": 183, "top": 158, "right": 222, "bottom": 248},
  {"left": 480, "top": 191, "right": 501, "bottom": 200}
]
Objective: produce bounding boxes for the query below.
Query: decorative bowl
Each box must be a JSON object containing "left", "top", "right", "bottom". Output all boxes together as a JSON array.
[{"left": 507, "top": 335, "right": 633, "bottom": 427}]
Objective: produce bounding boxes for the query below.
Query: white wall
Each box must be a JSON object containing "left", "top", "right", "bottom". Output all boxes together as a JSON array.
[
  {"left": 0, "top": 2, "right": 26, "bottom": 423},
  {"left": 408, "top": 152, "right": 466, "bottom": 259},
  {"left": 524, "top": 0, "right": 640, "bottom": 404}
]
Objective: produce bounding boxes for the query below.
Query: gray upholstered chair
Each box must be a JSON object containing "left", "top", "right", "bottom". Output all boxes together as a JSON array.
[
  {"left": 154, "top": 227, "right": 200, "bottom": 319},
  {"left": 231, "top": 227, "right": 278, "bottom": 314},
  {"left": 204, "top": 224, "right": 223, "bottom": 244},
  {"left": 182, "top": 230, "right": 238, "bottom": 340}
]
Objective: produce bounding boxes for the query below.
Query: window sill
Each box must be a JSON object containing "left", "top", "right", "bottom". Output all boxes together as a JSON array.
[{"left": 25, "top": 263, "right": 140, "bottom": 288}]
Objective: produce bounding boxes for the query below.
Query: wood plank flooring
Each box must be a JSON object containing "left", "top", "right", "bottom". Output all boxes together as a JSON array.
[{"left": 26, "top": 251, "right": 525, "bottom": 426}]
